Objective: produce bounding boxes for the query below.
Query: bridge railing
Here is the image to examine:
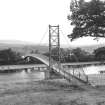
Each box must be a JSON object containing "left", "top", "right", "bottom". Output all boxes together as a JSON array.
[
  {"left": 53, "top": 62, "right": 88, "bottom": 83},
  {"left": 38, "top": 54, "right": 89, "bottom": 83}
]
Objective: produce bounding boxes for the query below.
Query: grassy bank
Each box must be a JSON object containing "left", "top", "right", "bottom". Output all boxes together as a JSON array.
[{"left": 0, "top": 79, "right": 105, "bottom": 105}]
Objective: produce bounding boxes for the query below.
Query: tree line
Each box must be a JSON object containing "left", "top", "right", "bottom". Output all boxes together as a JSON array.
[
  {"left": 43, "top": 47, "right": 105, "bottom": 63},
  {"left": 0, "top": 47, "right": 105, "bottom": 65},
  {"left": 0, "top": 48, "right": 43, "bottom": 65}
]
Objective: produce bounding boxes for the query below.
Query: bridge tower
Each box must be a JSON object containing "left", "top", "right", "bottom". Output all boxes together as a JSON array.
[{"left": 49, "top": 25, "right": 61, "bottom": 72}]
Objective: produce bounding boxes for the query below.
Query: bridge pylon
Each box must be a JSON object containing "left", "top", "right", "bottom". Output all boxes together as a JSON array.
[{"left": 49, "top": 25, "right": 61, "bottom": 74}]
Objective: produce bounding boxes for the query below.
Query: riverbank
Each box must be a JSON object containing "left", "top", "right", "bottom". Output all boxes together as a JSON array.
[{"left": 0, "top": 79, "right": 105, "bottom": 105}]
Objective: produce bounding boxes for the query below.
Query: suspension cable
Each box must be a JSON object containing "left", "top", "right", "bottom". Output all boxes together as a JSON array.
[
  {"left": 59, "top": 26, "right": 71, "bottom": 48},
  {"left": 39, "top": 26, "right": 48, "bottom": 46}
]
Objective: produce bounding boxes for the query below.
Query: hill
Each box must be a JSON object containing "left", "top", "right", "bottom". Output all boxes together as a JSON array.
[
  {"left": 0, "top": 40, "right": 48, "bottom": 55},
  {"left": 81, "top": 44, "right": 105, "bottom": 53},
  {"left": 0, "top": 40, "right": 104, "bottom": 55}
]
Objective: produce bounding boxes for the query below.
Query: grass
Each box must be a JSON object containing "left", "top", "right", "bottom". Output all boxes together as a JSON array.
[{"left": 0, "top": 78, "right": 105, "bottom": 105}]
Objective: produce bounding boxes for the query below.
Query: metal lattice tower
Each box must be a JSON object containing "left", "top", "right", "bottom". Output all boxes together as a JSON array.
[{"left": 49, "top": 25, "right": 60, "bottom": 71}]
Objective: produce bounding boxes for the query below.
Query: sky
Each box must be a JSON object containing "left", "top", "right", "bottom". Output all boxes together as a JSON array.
[{"left": 0, "top": 0, "right": 105, "bottom": 47}]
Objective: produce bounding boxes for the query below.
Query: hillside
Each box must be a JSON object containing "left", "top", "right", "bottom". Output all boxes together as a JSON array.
[
  {"left": 81, "top": 44, "right": 105, "bottom": 53},
  {"left": 0, "top": 40, "right": 104, "bottom": 55},
  {"left": 0, "top": 40, "right": 48, "bottom": 55}
]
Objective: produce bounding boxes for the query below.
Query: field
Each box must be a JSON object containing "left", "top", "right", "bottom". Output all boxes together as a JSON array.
[{"left": 1, "top": 77, "right": 105, "bottom": 105}]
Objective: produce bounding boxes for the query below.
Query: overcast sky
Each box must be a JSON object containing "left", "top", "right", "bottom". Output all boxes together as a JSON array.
[{"left": 0, "top": 0, "right": 105, "bottom": 47}]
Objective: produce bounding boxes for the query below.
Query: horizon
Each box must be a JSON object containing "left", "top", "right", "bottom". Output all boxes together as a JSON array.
[{"left": 0, "top": 39, "right": 105, "bottom": 48}]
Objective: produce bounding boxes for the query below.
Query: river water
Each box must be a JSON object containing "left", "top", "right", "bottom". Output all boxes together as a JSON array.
[
  {"left": 0, "top": 70, "right": 45, "bottom": 84},
  {"left": 0, "top": 65, "right": 105, "bottom": 86}
]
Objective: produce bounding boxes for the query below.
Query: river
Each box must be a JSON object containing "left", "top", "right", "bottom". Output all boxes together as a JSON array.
[
  {"left": 0, "top": 70, "right": 45, "bottom": 84},
  {"left": 0, "top": 65, "right": 105, "bottom": 86}
]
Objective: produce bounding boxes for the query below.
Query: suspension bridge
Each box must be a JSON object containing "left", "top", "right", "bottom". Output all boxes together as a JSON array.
[{"left": 0, "top": 25, "right": 104, "bottom": 86}]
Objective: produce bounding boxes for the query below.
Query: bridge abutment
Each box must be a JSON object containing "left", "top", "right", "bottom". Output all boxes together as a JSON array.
[
  {"left": 44, "top": 67, "right": 62, "bottom": 79},
  {"left": 44, "top": 70, "right": 51, "bottom": 79}
]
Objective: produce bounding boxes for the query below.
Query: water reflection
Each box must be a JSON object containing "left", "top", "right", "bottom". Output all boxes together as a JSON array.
[
  {"left": 0, "top": 70, "right": 44, "bottom": 84},
  {"left": 84, "top": 65, "right": 105, "bottom": 75}
]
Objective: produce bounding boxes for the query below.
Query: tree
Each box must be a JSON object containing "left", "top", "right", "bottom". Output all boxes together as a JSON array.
[
  {"left": 68, "top": 0, "right": 105, "bottom": 40},
  {"left": 94, "top": 47, "right": 105, "bottom": 61},
  {"left": 0, "top": 48, "right": 22, "bottom": 65},
  {"left": 71, "top": 47, "right": 91, "bottom": 62}
]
